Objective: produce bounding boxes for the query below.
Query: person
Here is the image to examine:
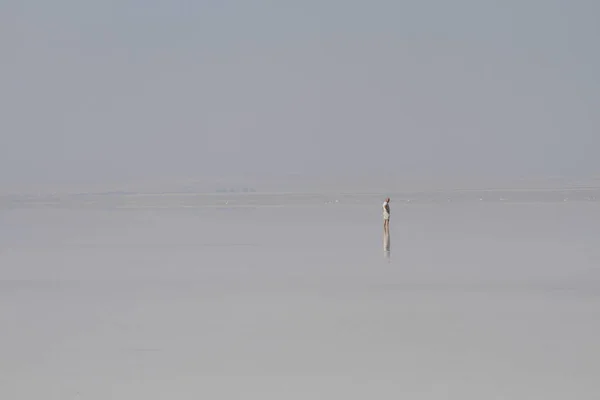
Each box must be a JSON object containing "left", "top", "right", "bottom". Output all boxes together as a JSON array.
[{"left": 382, "top": 197, "right": 390, "bottom": 235}]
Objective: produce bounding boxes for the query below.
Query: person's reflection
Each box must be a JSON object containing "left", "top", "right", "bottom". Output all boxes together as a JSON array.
[
  {"left": 383, "top": 229, "right": 391, "bottom": 262},
  {"left": 383, "top": 230, "right": 390, "bottom": 251}
]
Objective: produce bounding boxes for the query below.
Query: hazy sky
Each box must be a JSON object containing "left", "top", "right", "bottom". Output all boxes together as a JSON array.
[{"left": 1, "top": 0, "right": 598, "bottom": 185}]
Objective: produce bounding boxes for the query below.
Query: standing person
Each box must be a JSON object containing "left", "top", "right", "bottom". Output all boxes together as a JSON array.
[{"left": 382, "top": 197, "right": 391, "bottom": 235}]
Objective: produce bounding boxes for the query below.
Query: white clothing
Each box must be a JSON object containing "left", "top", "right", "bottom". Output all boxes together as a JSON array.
[{"left": 382, "top": 201, "right": 390, "bottom": 220}]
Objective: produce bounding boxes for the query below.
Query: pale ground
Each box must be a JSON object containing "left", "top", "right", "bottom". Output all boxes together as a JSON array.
[{"left": 1, "top": 194, "right": 599, "bottom": 399}]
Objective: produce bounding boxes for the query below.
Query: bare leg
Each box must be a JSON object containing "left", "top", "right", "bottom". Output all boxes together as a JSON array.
[{"left": 383, "top": 219, "right": 390, "bottom": 251}]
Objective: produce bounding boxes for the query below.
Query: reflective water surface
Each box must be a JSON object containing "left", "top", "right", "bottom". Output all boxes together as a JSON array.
[{"left": 1, "top": 199, "right": 599, "bottom": 399}]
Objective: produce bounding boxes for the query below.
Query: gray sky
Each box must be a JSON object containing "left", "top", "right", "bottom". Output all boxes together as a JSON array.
[{"left": 1, "top": 0, "right": 598, "bottom": 185}]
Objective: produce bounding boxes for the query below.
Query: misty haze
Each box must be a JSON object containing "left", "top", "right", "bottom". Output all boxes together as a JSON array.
[{"left": 1, "top": 1, "right": 599, "bottom": 399}]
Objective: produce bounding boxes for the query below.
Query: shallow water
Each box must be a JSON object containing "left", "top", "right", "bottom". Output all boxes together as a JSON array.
[{"left": 1, "top": 200, "right": 599, "bottom": 399}]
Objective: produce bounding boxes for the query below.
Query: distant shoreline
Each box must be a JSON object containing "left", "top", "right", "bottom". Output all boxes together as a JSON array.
[
  {"left": 1, "top": 176, "right": 599, "bottom": 197},
  {"left": 1, "top": 187, "right": 598, "bottom": 210}
]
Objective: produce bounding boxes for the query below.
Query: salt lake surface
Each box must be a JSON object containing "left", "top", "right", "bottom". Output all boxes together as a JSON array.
[{"left": 1, "top": 195, "right": 599, "bottom": 399}]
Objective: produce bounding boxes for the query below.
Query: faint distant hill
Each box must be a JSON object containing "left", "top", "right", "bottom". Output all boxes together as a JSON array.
[
  {"left": 2, "top": 175, "right": 599, "bottom": 196},
  {"left": 215, "top": 187, "right": 257, "bottom": 193}
]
